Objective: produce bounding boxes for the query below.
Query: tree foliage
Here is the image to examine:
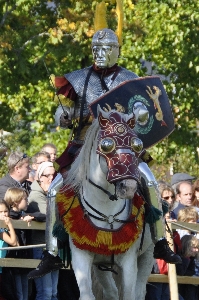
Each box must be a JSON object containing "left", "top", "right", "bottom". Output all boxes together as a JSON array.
[{"left": 0, "top": 0, "right": 199, "bottom": 179}]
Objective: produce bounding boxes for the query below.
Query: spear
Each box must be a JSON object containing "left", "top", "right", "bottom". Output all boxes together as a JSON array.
[{"left": 43, "top": 60, "right": 73, "bottom": 128}]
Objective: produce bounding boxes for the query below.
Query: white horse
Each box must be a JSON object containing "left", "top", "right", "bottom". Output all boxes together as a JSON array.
[{"left": 57, "top": 107, "right": 154, "bottom": 300}]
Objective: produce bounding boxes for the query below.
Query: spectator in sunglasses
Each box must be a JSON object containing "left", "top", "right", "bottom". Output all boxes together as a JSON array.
[
  {"left": 159, "top": 183, "right": 176, "bottom": 221},
  {"left": 27, "top": 161, "right": 63, "bottom": 300}
]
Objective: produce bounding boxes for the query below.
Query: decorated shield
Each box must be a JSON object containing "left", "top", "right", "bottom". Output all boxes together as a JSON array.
[{"left": 89, "top": 76, "right": 174, "bottom": 149}]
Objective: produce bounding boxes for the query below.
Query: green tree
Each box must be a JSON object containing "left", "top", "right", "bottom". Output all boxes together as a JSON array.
[
  {"left": 0, "top": 0, "right": 199, "bottom": 179},
  {"left": 128, "top": 0, "right": 199, "bottom": 178}
]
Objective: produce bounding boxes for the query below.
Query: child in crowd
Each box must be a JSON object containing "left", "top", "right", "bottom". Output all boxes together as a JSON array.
[
  {"left": 176, "top": 234, "right": 199, "bottom": 300},
  {"left": 0, "top": 199, "right": 18, "bottom": 299},
  {"left": 30, "top": 151, "right": 50, "bottom": 181},
  {"left": 41, "top": 143, "right": 57, "bottom": 163},
  {"left": 177, "top": 206, "right": 199, "bottom": 239},
  {"left": 4, "top": 187, "right": 34, "bottom": 300}
]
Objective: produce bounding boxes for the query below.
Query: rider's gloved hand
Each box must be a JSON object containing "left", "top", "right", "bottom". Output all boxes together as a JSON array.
[{"left": 60, "top": 113, "right": 72, "bottom": 128}]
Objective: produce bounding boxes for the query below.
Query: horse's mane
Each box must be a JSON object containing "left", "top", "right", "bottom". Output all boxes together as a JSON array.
[{"left": 61, "top": 119, "right": 99, "bottom": 193}]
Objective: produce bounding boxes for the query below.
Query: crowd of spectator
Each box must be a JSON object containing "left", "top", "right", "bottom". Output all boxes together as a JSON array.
[
  {"left": 146, "top": 172, "right": 199, "bottom": 300},
  {"left": 0, "top": 145, "right": 79, "bottom": 300},
  {"left": 0, "top": 144, "right": 199, "bottom": 299}
]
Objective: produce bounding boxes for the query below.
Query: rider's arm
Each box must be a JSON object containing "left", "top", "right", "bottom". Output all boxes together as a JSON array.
[{"left": 53, "top": 77, "right": 77, "bottom": 129}]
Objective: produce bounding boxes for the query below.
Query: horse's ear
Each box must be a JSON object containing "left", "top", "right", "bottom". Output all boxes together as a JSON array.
[
  {"left": 97, "top": 105, "right": 111, "bottom": 128},
  {"left": 126, "top": 113, "right": 136, "bottom": 129}
]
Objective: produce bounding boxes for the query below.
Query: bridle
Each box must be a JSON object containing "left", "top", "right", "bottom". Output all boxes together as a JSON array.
[{"left": 88, "top": 178, "right": 118, "bottom": 201}]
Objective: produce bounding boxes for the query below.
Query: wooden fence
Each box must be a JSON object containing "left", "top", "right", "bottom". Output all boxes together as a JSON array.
[
  {"left": 0, "top": 220, "right": 45, "bottom": 268},
  {"left": 0, "top": 220, "right": 199, "bottom": 299}
]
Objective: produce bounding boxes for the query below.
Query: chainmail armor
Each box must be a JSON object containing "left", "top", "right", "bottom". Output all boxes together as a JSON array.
[{"left": 64, "top": 66, "right": 138, "bottom": 118}]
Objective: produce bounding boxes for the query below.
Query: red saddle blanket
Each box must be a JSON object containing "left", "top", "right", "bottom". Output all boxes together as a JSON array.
[{"left": 56, "top": 188, "right": 145, "bottom": 255}]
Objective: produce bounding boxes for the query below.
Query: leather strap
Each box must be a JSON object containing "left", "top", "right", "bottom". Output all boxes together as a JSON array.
[{"left": 76, "top": 67, "right": 93, "bottom": 139}]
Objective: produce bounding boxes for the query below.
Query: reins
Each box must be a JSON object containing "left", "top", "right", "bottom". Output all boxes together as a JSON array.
[{"left": 88, "top": 178, "right": 118, "bottom": 201}]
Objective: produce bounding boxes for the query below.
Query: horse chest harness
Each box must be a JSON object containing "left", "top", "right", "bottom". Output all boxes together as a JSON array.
[
  {"left": 81, "top": 179, "right": 142, "bottom": 230},
  {"left": 82, "top": 195, "right": 127, "bottom": 230}
]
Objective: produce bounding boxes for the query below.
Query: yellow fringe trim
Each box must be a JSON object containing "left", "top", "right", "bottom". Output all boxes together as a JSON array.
[{"left": 56, "top": 191, "right": 145, "bottom": 254}]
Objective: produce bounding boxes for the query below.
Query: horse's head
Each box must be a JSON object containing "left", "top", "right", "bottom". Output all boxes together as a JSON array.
[{"left": 96, "top": 106, "right": 143, "bottom": 199}]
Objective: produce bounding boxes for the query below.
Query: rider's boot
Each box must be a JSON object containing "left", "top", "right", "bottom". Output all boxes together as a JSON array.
[
  {"left": 28, "top": 173, "right": 65, "bottom": 279},
  {"left": 153, "top": 238, "right": 182, "bottom": 264},
  {"left": 27, "top": 250, "right": 64, "bottom": 279}
]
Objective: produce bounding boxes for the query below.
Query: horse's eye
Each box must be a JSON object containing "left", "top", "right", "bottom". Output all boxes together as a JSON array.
[
  {"left": 99, "top": 138, "right": 116, "bottom": 153},
  {"left": 131, "top": 137, "right": 143, "bottom": 153}
]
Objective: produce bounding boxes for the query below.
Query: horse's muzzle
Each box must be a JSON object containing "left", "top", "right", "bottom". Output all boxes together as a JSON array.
[{"left": 115, "top": 179, "right": 137, "bottom": 199}]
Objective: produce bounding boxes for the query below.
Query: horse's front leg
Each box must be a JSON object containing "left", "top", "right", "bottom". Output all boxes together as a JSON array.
[
  {"left": 135, "top": 242, "right": 154, "bottom": 300},
  {"left": 135, "top": 225, "right": 154, "bottom": 300},
  {"left": 93, "top": 265, "right": 119, "bottom": 300},
  {"left": 70, "top": 238, "right": 95, "bottom": 300},
  {"left": 116, "top": 243, "right": 139, "bottom": 300}
]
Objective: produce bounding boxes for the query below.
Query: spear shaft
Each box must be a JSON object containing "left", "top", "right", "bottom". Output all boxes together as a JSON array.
[{"left": 43, "top": 60, "right": 68, "bottom": 119}]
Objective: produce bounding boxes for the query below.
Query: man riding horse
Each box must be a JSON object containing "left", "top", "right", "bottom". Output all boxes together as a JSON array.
[{"left": 28, "top": 20, "right": 182, "bottom": 279}]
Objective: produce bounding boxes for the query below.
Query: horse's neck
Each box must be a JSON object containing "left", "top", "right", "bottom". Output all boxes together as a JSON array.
[
  {"left": 83, "top": 154, "right": 115, "bottom": 206},
  {"left": 85, "top": 147, "right": 112, "bottom": 193},
  {"left": 75, "top": 131, "right": 131, "bottom": 229}
]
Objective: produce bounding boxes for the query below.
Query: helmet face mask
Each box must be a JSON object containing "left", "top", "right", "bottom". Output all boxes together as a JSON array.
[
  {"left": 92, "top": 45, "right": 119, "bottom": 68},
  {"left": 92, "top": 28, "right": 120, "bottom": 68}
]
